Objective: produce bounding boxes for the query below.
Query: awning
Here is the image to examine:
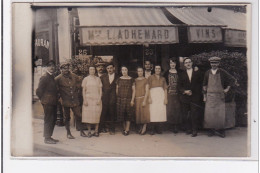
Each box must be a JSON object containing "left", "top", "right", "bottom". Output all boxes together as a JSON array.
[
  {"left": 166, "top": 7, "right": 247, "bottom": 45},
  {"left": 77, "top": 7, "right": 179, "bottom": 45}
]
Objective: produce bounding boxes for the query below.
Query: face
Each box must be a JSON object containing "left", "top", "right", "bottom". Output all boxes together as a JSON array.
[
  {"left": 137, "top": 68, "right": 144, "bottom": 77},
  {"left": 169, "top": 60, "right": 176, "bottom": 69},
  {"left": 47, "top": 64, "right": 56, "bottom": 74},
  {"left": 89, "top": 67, "right": 96, "bottom": 75},
  {"left": 96, "top": 65, "right": 104, "bottom": 74},
  {"left": 210, "top": 62, "right": 220, "bottom": 70},
  {"left": 61, "top": 65, "right": 70, "bottom": 75},
  {"left": 183, "top": 58, "right": 193, "bottom": 70},
  {"left": 121, "top": 67, "right": 128, "bottom": 76},
  {"left": 154, "top": 66, "right": 161, "bottom": 75},
  {"left": 144, "top": 61, "right": 151, "bottom": 71},
  {"left": 106, "top": 65, "right": 115, "bottom": 75}
]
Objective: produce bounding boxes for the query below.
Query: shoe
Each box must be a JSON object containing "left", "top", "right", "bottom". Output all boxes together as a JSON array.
[
  {"left": 123, "top": 131, "right": 129, "bottom": 136},
  {"left": 150, "top": 130, "right": 155, "bottom": 135},
  {"left": 93, "top": 132, "right": 99, "bottom": 137},
  {"left": 140, "top": 131, "right": 146, "bottom": 135},
  {"left": 109, "top": 130, "right": 115, "bottom": 135},
  {"left": 50, "top": 137, "right": 59, "bottom": 142},
  {"left": 80, "top": 130, "right": 88, "bottom": 137},
  {"left": 66, "top": 129, "right": 75, "bottom": 139},
  {"left": 207, "top": 130, "right": 215, "bottom": 137},
  {"left": 186, "top": 130, "right": 192, "bottom": 135},
  {"left": 215, "top": 130, "right": 225, "bottom": 138},
  {"left": 156, "top": 129, "right": 162, "bottom": 134},
  {"left": 44, "top": 138, "right": 56, "bottom": 144},
  {"left": 173, "top": 126, "right": 178, "bottom": 134},
  {"left": 191, "top": 132, "right": 197, "bottom": 137},
  {"left": 87, "top": 132, "right": 92, "bottom": 138}
]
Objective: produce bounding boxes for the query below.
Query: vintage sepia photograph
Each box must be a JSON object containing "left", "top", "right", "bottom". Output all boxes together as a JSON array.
[{"left": 10, "top": 2, "right": 254, "bottom": 159}]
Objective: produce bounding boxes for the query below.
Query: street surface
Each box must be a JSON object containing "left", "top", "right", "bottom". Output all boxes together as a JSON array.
[{"left": 32, "top": 118, "right": 248, "bottom": 157}]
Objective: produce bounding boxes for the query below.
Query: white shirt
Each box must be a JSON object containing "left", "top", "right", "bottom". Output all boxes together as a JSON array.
[
  {"left": 186, "top": 68, "right": 193, "bottom": 82},
  {"left": 211, "top": 69, "right": 218, "bottom": 75},
  {"left": 108, "top": 73, "right": 115, "bottom": 84},
  {"left": 145, "top": 71, "right": 152, "bottom": 79}
]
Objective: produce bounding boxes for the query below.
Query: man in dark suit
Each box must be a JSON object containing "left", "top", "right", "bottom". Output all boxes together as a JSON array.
[
  {"left": 178, "top": 57, "right": 203, "bottom": 137},
  {"left": 36, "top": 60, "right": 59, "bottom": 144},
  {"left": 100, "top": 63, "right": 119, "bottom": 135}
]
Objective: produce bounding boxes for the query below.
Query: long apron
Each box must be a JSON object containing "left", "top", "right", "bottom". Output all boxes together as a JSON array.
[
  {"left": 204, "top": 72, "right": 225, "bottom": 129},
  {"left": 149, "top": 87, "right": 167, "bottom": 122}
]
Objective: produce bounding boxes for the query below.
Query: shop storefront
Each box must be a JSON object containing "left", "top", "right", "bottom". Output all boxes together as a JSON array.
[{"left": 71, "top": 7, "right": 180, "bottom": 75}]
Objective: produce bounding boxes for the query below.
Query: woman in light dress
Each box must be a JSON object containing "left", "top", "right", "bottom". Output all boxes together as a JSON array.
[
  {"left": 82, "top": 65, "right": 102, "bottom": 137},
  {"left": 135, "top": 67, "right": 150, "bottom": 135}
]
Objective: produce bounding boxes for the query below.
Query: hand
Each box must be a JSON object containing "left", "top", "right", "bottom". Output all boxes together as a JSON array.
[
  {"left": 164, "top": 99, "right": 168, "bottom": 105},
  {"left": 96, "top": 100, "right": 101, "bottom": 105},
  {"left": 83, "top": 100, "right": 88, "bottom": 106},
  {"left": 142, "top": 101, "right": 146, "bottom": 107},
  {"left": 148, "top": 98, "right": 152, "bottom": 104},
  {"left": 224, "top": 88, "right": 229, "bottom": 93},
  {"left": 194, "top": 66, "right": 199, "bottom": 71},
  {"left": 184, "top": 90, "right": 192, "bottom": 96},
  {"left": 130, "top": 101, "right": 134, "bottom": 107}
]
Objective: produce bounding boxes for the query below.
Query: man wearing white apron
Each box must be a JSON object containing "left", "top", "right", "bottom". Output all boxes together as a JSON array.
[{"left": 203, "top": 57, "right": 235, "bottom": 138}]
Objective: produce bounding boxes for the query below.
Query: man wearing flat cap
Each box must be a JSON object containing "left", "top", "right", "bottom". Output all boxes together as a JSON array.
[
  {"left": 96, "top": 62, "right": 106, "bottom": 78},
  {"left": 36, "top": 60, "right": 59, "bottom": 144},
  {"left": 203, "top": 57, "right": 235, "bottom": 138},
  {"left": 55, "top": 62, "right": 87, "bottom": 139}
]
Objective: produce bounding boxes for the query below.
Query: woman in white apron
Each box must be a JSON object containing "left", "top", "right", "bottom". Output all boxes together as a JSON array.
[
  {"left": 203, "top": 57, "right": 234, "bottom": 138},
  {"left": 148, "top": 64, "right": 168, "bottom": 135}
]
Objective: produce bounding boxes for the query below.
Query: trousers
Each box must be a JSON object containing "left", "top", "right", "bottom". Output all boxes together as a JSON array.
[
  {"left": 43, "top": 104, "right": 57, "bottom": 138},
  {"left": 63, "top": 106, "right": 83, "bottom": 130}
]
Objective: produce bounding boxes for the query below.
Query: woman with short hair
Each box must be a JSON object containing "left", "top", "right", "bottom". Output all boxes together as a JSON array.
[
  {"left": 82, "top": 65, "right": 102, "bottom": 137},
  {"left": 116, "top": 66, "right": 135, "bottom": 136}
]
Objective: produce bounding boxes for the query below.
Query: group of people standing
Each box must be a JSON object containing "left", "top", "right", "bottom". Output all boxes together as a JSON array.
[{"left": 36, "top": 56, "right": 235, "bottom": 144}]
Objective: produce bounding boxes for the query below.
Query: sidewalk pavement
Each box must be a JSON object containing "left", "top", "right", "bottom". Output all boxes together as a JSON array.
[{"left": 33, "top": 118, "right": 248, "bottom": 157}]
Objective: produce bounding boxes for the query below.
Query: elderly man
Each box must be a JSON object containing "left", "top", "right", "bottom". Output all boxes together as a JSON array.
[
  {"left": 55, "top": 62, "right": 87, "bottom": 139},
  {"left": 36, "top": 60, "right": 59, "bottom": 144},
  {"left": 203, "top": 57, "right": 235, "bottom": 138}
]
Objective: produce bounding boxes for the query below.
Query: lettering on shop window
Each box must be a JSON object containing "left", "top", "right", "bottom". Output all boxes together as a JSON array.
[{"left": 35, "top": 38, "right": 50, "bottom": 49}]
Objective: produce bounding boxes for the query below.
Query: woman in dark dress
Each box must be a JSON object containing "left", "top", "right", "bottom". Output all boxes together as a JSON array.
[
  {"left": 116, "top": 66, "right": 135, "bottom": 136},
  {"left": 163, "top": 58, "right": 182, "bottom": 133}
]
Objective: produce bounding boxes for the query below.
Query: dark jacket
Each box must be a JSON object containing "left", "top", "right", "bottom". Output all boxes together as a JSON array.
[
  {"left": 36, "top": 72, "right": 58, "bottom": 105},
  {"left": 55, "top": 72, "right": 81, "bottom": 107},
  {"left": 178, "top": 69, "right": 203, "bottom": 104},
  {"left": 100, "top": 73, "right": 119, "bottom": 100}
]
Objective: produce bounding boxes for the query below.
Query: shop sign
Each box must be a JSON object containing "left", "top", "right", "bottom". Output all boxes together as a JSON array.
[
  {"left": 35, "top": 38, "right": 50, "bottom": 49},
  {"left": 224, "top": 29, "right": 246, "bottom": 47},
  {"left": 188, "top": 27, "right": 222, "bottom": 43},
  {"left": 80, "top": 27, "right": 178, "bottom": 45}
]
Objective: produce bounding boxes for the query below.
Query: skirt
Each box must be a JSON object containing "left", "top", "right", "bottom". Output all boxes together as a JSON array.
[
  {"left": 149, "top": 87, "right": 167, "bottom": 122},
  {"left": 135, "top": 96, "right": 150, "bottom": 124},
  {"left": 82, "top": 98, "right": 102, "bottom": 124},
  {"left": 116, "top": 97, "right": 134, "bottom": 122},
  {"left": 167, "top": 93, "right": 182, "bottom": 124}
]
